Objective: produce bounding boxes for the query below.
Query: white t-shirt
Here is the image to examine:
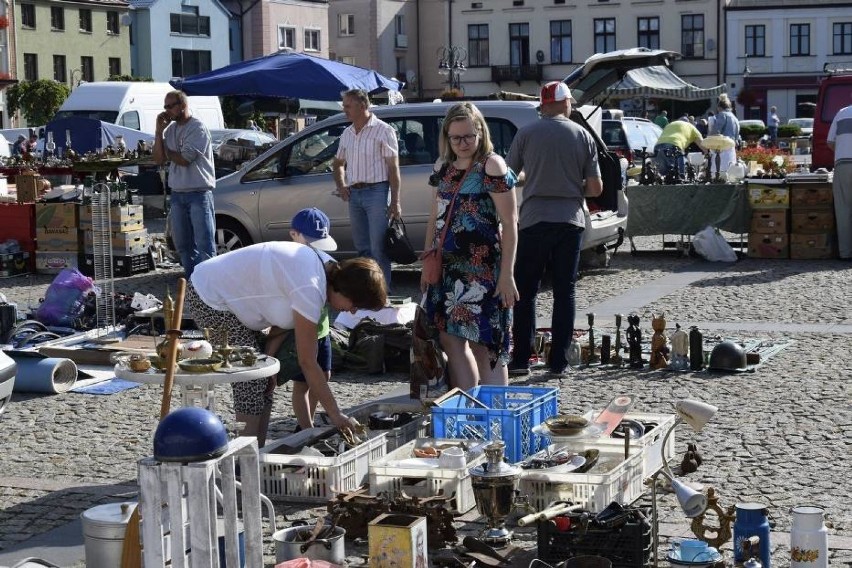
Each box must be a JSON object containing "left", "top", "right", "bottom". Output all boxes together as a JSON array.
[
  {"left": 828, "top": 104, "right": 852, "bottom": 163},
  {"left": 190, "top": 241, "right": 326, "bottom": 330}
]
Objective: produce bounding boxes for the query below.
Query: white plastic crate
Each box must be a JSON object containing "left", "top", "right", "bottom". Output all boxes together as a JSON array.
[
  {"left": 578, "top": 411, "right": 677, "bottom": 478},
  {"left": 260, "top": 431, "right": 387, "bottom": 502},
  {"left": 368, "top": 438, "right": 487, "bottom": 514},
  {"left": 518, "top": 443, "right": 645, "bottom": 512}
]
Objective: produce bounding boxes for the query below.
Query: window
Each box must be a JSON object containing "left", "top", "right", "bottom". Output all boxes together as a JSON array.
[
  {"left": 637, "top": 17, "right": 659, "bottom": 50},
  {"left": 484, "top": 118, "right": 518, "bottom": 157},
  {"left": 24, "top": 54, "right": 38, "bottom": 81},
  {"left": 681, "top": 14, "right": 704, "bottom": 58},
  {"left": 509, "top": 23, "right": 530, "bottom": 67},
  {"left": 341, "top": 56, "right": 356, "bottom": 65},
  {"left": 51, "top": 7, "right": 65, "bottom": 31},
  {"left": 834, "top": 22, "right": 852, "bottom": 55},
  {"left": 81, "top": 56, "right": 94, "bottom": 82},
  {"left": 395, "top": 14, "right": 405, "bottom": 35},
  {"left": 388, "top": 118, "right": 438, "bottom": 166},
  {"left": 21, "top": 4, "right": 36, "bottom": 28},
  {"left": 550, "top": 20, "right": 572, "bottom": 64},
  {"left": 468, "top": 24, "right": 489, "bottom": 67},
  {"left": 118, "top": 111, "right": 140, "bottom": 130},
  {"left": 594, "top": 18, "right": 616, "bottom": 54},
  {"left": 745, "top": 25, "right": 765, "bottom": 57},
  {"left": 339, "top": 14, "right": 354, "bottom": 36},
  {"left": 247, "top": 123, "right": 347, "bottom": 181},
  {"left": 790, "top": 23, "right": 810, "bottom": 56},
  {"left": 79, "top": 9, "right": 92, "bottom": 32},
  {"left": 171, "top": 49, "right": 212, "bottom": 77},
  {"left": 279, "top": 27, "right": 295, "bottom": 49},
  {"left": 53, "top": 55, "right": 67, "bottom": 82},
  {"left": 170, "top": 6, "right": 210, "bottom": 36},
  {"left": 305, "top": 29, "right": 320, "bottom": 51},
  {"left": 109, "top": 58, "right": 121, "bottom": 77},
  {"left": 107, "top": 11, "right": 119, "bottom": 34}
]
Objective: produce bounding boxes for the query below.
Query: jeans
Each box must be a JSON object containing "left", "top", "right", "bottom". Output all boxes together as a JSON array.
[
  {"left": 170, "top": 190, "right": 216, "bottom": 278},
  {"left": 654, "top": 143, "right": 685, "bottom": 177},
  {"left": 511, "top": 222, "right": 583, "bottom": 372},
  {"left": 349, "top": 182, "right": 392, "bottom": 287}
]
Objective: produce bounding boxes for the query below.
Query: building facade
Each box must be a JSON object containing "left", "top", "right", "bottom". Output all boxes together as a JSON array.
[
  {"left": 726, "top": 0, "right": 852, "bottom": 122},
  {"left": 128, "top": 0, "right": 233, "bottom": 81},
  {"left": 221, "top": 0, "right": 330, "bottom": 61}
]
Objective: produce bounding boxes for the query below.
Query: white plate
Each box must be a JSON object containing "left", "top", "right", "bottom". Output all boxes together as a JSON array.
[
  {"left": 533, "top": 422, "right": 605, "bottom": 441},
  {"left": 536, "top": 454, "right": 586, "bottom": 474}
]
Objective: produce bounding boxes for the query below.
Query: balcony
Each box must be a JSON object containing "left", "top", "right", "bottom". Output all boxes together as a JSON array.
[{"left": 491, "top": 64, "right": 543, "bottom": 84}]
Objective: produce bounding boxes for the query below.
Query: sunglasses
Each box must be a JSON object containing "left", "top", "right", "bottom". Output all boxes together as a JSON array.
[{"left": 164, "top": 102, "right": 180, "bottom": 110}]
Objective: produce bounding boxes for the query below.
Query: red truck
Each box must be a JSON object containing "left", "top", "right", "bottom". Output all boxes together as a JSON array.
[{"left": 812, "top": 64, "right": 852, "bottom": 171}]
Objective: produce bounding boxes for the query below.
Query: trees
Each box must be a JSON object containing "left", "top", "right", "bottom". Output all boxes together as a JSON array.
[{"left": 7, "top": 80, "right": 70, "bottom": 126}]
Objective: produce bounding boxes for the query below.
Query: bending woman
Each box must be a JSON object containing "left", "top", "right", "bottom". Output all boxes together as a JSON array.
[
  {"left": 421, "top": 102, "right": 519, "bottom": 390},
  {"left": 187, "top": 241, "right": 387, "bottom": 446}
]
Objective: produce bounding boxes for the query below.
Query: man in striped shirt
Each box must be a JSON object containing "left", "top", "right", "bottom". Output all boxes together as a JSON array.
[
  {"left": 333, "top": 89, "right": 402, "bottom": 287},
  {"left": 828, "top": 103, "right": 852, "bottom": 260}
]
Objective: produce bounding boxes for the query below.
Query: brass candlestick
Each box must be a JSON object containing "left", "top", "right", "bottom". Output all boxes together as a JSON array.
[{"left": 217, "top": 329, "right": 234, "bottom": 369}]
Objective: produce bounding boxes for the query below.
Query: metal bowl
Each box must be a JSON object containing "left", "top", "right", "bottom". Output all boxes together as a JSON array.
[
  {"left": 178, "top": 357, "right": 224, "bottom": 373},
  {"left": 544, "top": 414, "right": 590, "bottom": 436}
]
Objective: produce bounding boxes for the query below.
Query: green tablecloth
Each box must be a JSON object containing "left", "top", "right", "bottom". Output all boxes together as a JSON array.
[{"left": 625, "top": 183, "right": 752, "bottom": 237}]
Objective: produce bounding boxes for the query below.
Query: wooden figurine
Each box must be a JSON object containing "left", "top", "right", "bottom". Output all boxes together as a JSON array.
[
  {"left": 649, "top": 313, "right": 670, "bottom": 370},
  {"left": 626, "top": 314, "right": 643, "bottom": 368},
  {"left": 669, "top": 323, "right": 690, "bottom": 371}
]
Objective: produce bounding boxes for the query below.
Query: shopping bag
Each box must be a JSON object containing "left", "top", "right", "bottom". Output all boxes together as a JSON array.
[
  {"left": 384, "top": 218, "right": 418, "bottom": 265},
  {"left": 410, "top": 299, "right": 449, "bottom": 400},
  {"left": 692, "top": 225, "right": 738, "bottom": 262}
]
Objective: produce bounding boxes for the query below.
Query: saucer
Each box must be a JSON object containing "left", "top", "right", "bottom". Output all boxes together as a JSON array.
[{"left": 667, "top": 547, "right": 722, "bottom": 566}]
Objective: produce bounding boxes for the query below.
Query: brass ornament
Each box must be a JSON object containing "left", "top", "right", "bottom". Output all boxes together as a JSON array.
[{"left": 691, "top": 487, "right": 735, "bottom": 549}]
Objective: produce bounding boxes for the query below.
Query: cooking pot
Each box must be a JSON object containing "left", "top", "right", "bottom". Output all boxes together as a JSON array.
[{"left": 273, "top": 525, "right": 346, "bottom": 564}]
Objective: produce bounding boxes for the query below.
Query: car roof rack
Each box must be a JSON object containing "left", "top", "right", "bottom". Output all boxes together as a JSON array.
[{"left": 823, "top": 62, "right": 852, "bottom": 74}]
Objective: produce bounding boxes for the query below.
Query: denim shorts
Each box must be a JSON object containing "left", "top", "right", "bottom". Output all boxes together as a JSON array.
[{"left": 292, "top": 335, "right": 332, "bottom": 382}]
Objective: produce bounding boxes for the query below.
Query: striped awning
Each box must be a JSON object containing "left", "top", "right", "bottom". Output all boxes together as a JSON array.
[{"left": 599, "top": 66, "right": 727, "bottom": 101}]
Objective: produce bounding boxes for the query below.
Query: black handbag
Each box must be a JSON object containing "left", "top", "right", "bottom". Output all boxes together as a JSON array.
[{"left": 384, "top": 218, "right": 418, "bottom": 264}]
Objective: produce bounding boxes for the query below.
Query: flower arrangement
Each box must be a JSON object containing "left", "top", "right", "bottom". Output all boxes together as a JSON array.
[{"left": 738, "top": 145, "right": 796, "bottom": 175}]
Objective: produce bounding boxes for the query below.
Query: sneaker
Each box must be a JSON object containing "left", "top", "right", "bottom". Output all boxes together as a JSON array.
[{"left": 507, "top": 363, "right": 530, "bottom": 377}]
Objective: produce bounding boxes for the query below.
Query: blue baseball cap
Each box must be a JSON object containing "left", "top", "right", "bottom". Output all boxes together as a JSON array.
[{"left": 291, "top": 208, "right": 337, "bottom": 251}]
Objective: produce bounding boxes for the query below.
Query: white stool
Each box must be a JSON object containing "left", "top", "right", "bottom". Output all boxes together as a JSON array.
[{"left": 138, "top": 437, "right": 264, "bottom": 568}]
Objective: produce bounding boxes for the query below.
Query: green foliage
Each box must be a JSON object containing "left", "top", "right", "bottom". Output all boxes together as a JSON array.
[
  {"left": 107, "top": 75, "right": 154, "bottom": 82},
  {"left": 7, "top": 80, "right": 71, "bottom": 125},
  {"left": 778, "top": 124, "right": 802, "bottom": 138},
  {"left": 740, "top": 124, "right": 767, "bottom": 139}
]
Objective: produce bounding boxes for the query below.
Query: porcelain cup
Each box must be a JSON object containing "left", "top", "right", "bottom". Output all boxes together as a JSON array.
[{"left": 676, "top": 539, "right": 710, "bottom": 561}]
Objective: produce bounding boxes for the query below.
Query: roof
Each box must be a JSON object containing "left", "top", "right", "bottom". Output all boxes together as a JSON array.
[
  {"left": 728, "top": 0, "right": 851, "bottom": 7},
  {"left": 58, "top": 0, "right": 130, "bottom": 6},
  {"left": 600, "top": 66, "right": 727, "bottom": 102}
]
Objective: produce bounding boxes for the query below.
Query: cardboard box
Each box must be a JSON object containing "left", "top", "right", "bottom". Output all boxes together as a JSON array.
[
  {"left": 0, "top": 251, "right": 31, "bottom": 278},
  {"left": 35, "top": 202, "right": 79, "bottom": 228},
  {"left": 790, "top": 183, "right": 833, "bottom": 207},
  {"left": 748, "top": 181, "right": 789, "bottom": 209},
  {"left": 36, "top": 227, "right": 81, "bottom": 252},
  {"left": 750, "top": 209, "right": 788, "bottom": 234},
  {"left": 790, "top": 233, "right": 836, "bottom": 260},
  {"left": 14, "top": 173, "right": 41, "bottom": 204},
  {"left": 79, "top": 204, "right": 144, "bottom": 229},
  {"left": 791, "top": 208, "right": 836, "bottom": 234},
  {"left": 748, "top": 233, "right": 789, "bottom": 259},
  {"left": 35, "top": 251, "right": 81, "bottom": 274},
  {"left": 84, "top": 229, "right": 149, "bottom": 255}
]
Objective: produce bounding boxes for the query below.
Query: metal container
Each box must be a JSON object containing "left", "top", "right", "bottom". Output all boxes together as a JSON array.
[
  {"left": 273, "top": 525, "right": 346, "bottom": 564},
  {"left": 469, "top": 441, "right": 522, "bottom": 544},
  {"left": 734, "top": 502, "right": 771, "bottom": 568},
  {"left": 81, "top": 502, "right": 137, "bottom": 568}
]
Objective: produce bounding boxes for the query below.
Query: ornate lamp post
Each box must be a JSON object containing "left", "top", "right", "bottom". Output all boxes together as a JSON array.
[{"left": 437, "top": 46, "right": 467, "bottom": 91}]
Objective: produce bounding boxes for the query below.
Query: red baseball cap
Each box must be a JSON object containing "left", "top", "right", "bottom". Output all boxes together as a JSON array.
[{"left": 540, "top": 81, "right": 577, "bottom": 105}]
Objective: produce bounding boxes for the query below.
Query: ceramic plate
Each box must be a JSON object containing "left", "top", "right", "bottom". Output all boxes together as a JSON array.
[
  {"left": 667, "top": 548, "right": 722, "bottom": 566},
  {"left": 537, "top": 454, "right": 586, "bottom": 474},
  {"left": 533, "top": 422, "right": 605, "bottom": 440}
]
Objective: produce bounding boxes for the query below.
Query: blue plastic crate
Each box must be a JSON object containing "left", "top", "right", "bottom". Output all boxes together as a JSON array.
[{"left": 431, "top": 386, "right": 558, "bottom": 463}]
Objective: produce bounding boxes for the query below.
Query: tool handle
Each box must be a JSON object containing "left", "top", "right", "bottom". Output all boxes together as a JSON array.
[
  {"left": 517, "top": 503, "right": 582, "bottom": 526},
  {"left": 159, "top": 277, "right": 187, "bottom": 420}
]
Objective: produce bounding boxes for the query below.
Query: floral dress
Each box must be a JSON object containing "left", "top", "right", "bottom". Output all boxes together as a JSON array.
[{"left": 424, "top": 156, "right": 518, "bottom": 367}]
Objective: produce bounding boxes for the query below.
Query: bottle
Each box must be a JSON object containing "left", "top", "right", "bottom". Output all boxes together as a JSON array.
[
  {"left": 689, "top": 326, "right": 703, "bottom": 371},
  {"left": 790, "top": 506, "right": 828, "bottom": 568},
  {"left": 734, "top": 502, "right": 771, "bottom": 568}
]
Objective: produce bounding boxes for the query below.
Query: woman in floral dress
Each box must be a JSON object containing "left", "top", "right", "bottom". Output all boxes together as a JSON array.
[{"left": 421, "top": 102, "right": 519, "bottom": 389}]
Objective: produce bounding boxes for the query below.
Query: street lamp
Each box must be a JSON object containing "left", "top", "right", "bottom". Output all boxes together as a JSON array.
[
  {"left": 742, "top": 54, "right": 751, "bottom": 78},
  {"left": 437, "top": 46, "right": 467, "bottom": 91}
]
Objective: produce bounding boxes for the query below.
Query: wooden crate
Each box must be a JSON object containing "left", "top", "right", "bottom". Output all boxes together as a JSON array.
[
  {"left": 748, "top": 233, "right": 789, "bottom": 259},
  {"left": 791, "top": 208, "right": 836, "bottom": 234},
  {"left": 750, "top": 209, "right": 788, "bottom": 234},
  {"left": 790, "top": 233, "right": 836, "bottom": 260},
  {"left": 790, "top": 183, "right": 833, "bottom": 208}
]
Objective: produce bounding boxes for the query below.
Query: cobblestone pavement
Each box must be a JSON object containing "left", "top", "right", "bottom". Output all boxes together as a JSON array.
[{"left": 1, "top": 239, "right": 851, "bottom": 567}]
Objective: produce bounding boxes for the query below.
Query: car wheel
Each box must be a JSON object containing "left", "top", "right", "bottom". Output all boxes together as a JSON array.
[{"left": 215, "top": 219, "right": 253, "bottom": 254}]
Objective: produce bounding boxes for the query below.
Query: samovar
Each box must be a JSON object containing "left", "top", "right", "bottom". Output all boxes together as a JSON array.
[{"left": 468, "top": 441, "right": 522, "bottom": 545}]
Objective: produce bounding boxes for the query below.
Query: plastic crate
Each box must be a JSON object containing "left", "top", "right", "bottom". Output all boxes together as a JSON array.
[
  {"left": 82, "top": 253, "right": 151, "bottom": 277},
  {"left": 260, "top": 431, "right": 387, "bottom": 502},
  {"left": 346, "top": 403, "right": 432, "bottom": 452},
  {"left": 537, "top": 506, "right": 652, "bottom": 567},
  {"left": 519, "top": 443, "right": 645, "bottom": 512},
  {"left": 576, "top": 411, "right": 676, "bottom": 478},
  {"left": 431, "top": 386, "right": 558, "bottom": 463},
  {"left": 368, "top": 438, "right": 487, "bottom": 514}
]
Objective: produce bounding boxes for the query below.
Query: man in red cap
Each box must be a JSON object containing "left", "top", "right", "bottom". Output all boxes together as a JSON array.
[{"left": 505, "top": 81, "right": 602, "bottom": 376}]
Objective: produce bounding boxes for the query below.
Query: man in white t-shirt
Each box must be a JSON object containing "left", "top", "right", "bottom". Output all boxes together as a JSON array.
[{"left": 828, "top": 104, "right": 852, "bottom": 260}]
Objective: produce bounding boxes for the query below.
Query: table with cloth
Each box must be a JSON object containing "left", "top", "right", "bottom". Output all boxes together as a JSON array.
[{"left": 625, "top": 184, "right": 752, "bottom": 247}]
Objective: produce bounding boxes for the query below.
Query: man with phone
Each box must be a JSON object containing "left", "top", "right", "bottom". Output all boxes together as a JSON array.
[{"left": 154, "top": 90, "right": 216, "bottom": 278}]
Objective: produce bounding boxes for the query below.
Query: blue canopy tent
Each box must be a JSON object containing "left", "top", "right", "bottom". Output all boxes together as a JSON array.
[
  {"left": 169, "top": 50, "right": 404, "bottom": 101},
  {"left": 44, "top": 117, "right": 154, "bottom": 155}
]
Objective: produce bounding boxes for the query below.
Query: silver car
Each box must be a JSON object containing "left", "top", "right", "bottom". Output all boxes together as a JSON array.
[{"left": 213, "top": 48, "right": 679, "bottom": 257}]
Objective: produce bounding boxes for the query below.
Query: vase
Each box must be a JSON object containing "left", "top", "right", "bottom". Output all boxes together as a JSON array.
[{"left": 790, "top": 505, "right": 828, "bottom": 568}]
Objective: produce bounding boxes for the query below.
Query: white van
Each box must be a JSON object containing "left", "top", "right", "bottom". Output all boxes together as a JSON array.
[{"left": 54, "top": 82, "right": 224, "bottom": 134}]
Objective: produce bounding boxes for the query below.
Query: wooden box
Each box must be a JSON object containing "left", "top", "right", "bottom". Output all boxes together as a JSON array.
[
  {"left": 750, "top": 209, "right": 788, "bottom": 234},
  {"left": 36, "top": 227, "right": 81, "bottom": 252},
  {"left": 35, "top": 202, "right": 79, "bottom": 228},
  {"left": 84, "top": 228, "right": 148, "bottom": 255},
  {"left": 791, "top": 208, "right": 836, "bottom": 234},
  {"left": 790, "top": 183, "right": 833, "bottom": 208},
  {"left": 790, "top": 233, "right": 836, "bottom": 260},
  {"left": 79, "top": 204, "right": 144, "bottom": 231},
  {"left": 14, "top": 173, "right": 41, "bottom": 204},
  {"left": 748, "top": 233, "right": 789, "bottom": 259},
  {"left": 747, "top": 181, "right": 789, "bottom": 209}
]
